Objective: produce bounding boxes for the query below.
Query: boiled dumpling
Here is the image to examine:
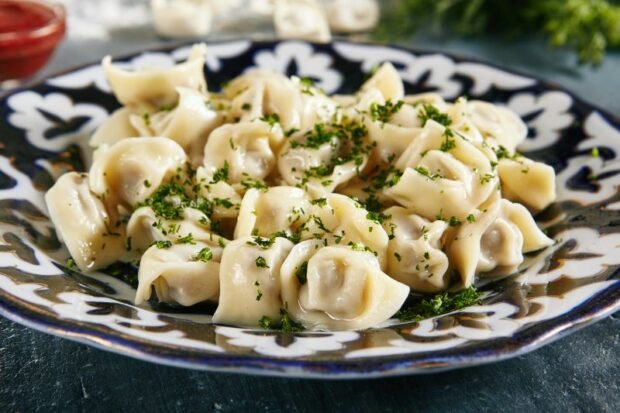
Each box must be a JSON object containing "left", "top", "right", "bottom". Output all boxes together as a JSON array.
[
  {"left": 223, "top": 69, "right": 304, "bottom": 131},
  {"left": 235, "top": 186, "right": 311, "bottom": 239},
  {"left": 305, "top": 193, "right": 389, "bottom": 264},
  {"left": 497, "top": 156, "right": 556, "bottom": 211},
  {"left": 467, "top": 100, "right": 527, "bottom": 152},
  {"left": 280, "top": 241, "right": 410, "bottom": 330},
  {"left": 202, "top": 121, "right": 284, "bottom": 184},
  {"left": 212, "top": 236, "right": 294, "bottom": 325},
  {"left": 277, "top": 123, "right": 369, "bottom": 197},
  {"left": 326, "top": 0, "right": 379, "bottom": 33},
  {"left": 90, "top": 108, "right": 138, "bottom": 147},
  {"left": 135, "top": 242, "right": 220, "bottom": 306},
  {"left": 45, "top": 172, "right": 126, "bottom": 271},
  {"left": 360, "top": 62, "right": 404, "bottom": 102},
  {"left": 273, "top": 0, "right": 331, "bottom": 43},
  {"left": 385, "top": 120, "right": 498, "bottom": 220},
  {"left": 445, "top": 199, "right": 553, "bottom": 287},
  {"left": 126, "top": 206, "right": 225, "bottom": 256},
  {"left": 195, "top": 166, "right": 243, "bottom": 220},
  {"left": 129, "top": 87, "right": 221, "bottom": 159},
  {"left": 102, "top": 43, "right": 208, "bottom": 110},
  {"left": 89, "top": 137, "right": 188, "bottom": 208},
  {"left": 383, "top": 206, "right": 450, "bottom": 293}
]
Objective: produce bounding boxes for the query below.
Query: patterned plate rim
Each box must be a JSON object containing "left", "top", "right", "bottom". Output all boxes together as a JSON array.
[{"left": 0, "top": 39, "right": 619, "bottom": 379}]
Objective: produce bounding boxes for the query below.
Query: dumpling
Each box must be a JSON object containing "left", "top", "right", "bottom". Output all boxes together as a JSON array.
[
  {"left": 385, "top": 120, "right": 498, "bottom": 220},
  {"left": 90, "top": 108, "right": 138, "bottom": 147},
  {"left": 359, "top": 62, "right": 404, "bottom": 102},
  {"left": 363, "top": 103, "right": 422, "bottom": 163},
  {"left": 234, "top": 186, "right": 311, "bottom": 239},
  {"left": 129, "top": 87, "right": 221, "bottom": 157},
  {"left": 497, "top": 156, "right": 556, "bottom": 211},
  {"left": 277, "top": 122, "right": 370, "bottom": 197},
  {"left": 383, "top": 206, "right": 451, "bottom": 293},
  {"left": 445, "top": 199, "right": 554, "bottom": 287},
  {"left": 135, "top": 242, "right": 220, "bottom": 306},
  {"left": 295, "top": 77, "right": 341, "bottom": 130},
  {"left": 202, "top": 121, "right": 284, "bottom": 184},
  {"left": 102, "top": 43, "right": 207, "bottom": 110},
  {"left": 280, "top": 241, "right": 410, "bottom": 330},
  {"left": 212, "top": 236, "right": 294, "bottom": 325},
  {"left": 195, "top": 166, "right": 243, "bottom": 220},
  {"left": 326, "top": 0, "right": 379, "bottom": 33},
  {"left": 466, "top": 100, "right": 527, "bottom": 152},
  {"left": 273, "top": 0, "right": 331, "bottom": 43},
  {"left": 126, "top": 206, "right": 225, "bottom": 256},
  {"left": 304, "top": 193, "right": 389, "bottom": 264},
  {"left": 223, "top": 69, "right": 303, "bottom": 131},
  {"left": 89, "top": 137, "right": 188, "bottom": 208},
  {"left": 45, "top": 172, "right": 126, "bottom": 271}
]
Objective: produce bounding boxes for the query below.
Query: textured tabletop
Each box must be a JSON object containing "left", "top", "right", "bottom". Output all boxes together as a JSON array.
[{"left": 0, "top": 23, "right": 619, "bottom": 413}]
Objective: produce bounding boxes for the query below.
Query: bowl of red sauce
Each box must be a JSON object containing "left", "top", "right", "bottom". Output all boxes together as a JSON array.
[{"left": 0, "top": 0, "right": 65, "bottom": 82}]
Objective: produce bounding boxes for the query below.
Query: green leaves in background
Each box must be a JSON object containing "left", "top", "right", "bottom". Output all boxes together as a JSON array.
[{"left": 377, "top": 0, "right": 620, "bottom": 65}]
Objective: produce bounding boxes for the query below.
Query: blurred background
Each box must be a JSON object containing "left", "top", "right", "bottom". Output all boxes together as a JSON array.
[{"left": 5, "top": 0, "right": 617, "bottom": 112}]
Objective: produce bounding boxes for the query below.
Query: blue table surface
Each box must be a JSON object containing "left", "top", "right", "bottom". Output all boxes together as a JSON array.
[{"left": 1, "top": 26, "right": 619, "bottom": 412}]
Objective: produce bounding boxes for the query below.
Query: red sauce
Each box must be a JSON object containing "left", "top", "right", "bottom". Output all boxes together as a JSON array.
[{"left": 0, "top": 0, "right": 65, "bottom": 80}]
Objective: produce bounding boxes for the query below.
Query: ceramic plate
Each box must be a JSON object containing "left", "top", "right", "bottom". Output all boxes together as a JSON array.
[{"left": 0, "top": 40, "right": 619, "bottom": 378}]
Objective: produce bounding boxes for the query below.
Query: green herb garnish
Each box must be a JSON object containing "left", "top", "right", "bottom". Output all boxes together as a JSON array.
[
  {"left": 369, "top": 100, "right": 404, "bottom": 123},
  {"left": 418, "top": 104, "right": 451, "bottom": 127},
  {"left": 258, "top": 309, "right": 304, "bottom": 332},
  {"left": 255, "top": 256, "right": 269, "bottom": 268},
  {"left": 194, "top": 247, "right": 213, "bottom": 262},
  {"left": 396, "top": 287, "right": 483, "bottom": 322},
  {"left": 295, "top": 261, "right": 309, "bottom": 285},
  {"left": 260, "top": 113, "right": 280, "bottom": 127}
]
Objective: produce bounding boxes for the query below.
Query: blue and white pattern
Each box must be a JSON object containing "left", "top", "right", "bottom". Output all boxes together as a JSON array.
[{"left": 0, "top": 40, "right": 619, "bottom": 378}]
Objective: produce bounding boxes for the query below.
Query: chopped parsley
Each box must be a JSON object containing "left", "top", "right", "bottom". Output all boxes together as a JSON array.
[
  {"left": 176, "top": 233, "right": 196, "bottom": 245},
  {"left": 258, "top": 309, "right": 304, "bottom": 332},
  {"left": 154, "top": 240, "right": 172, "bottom": 249},
  {"left": 369, "top": 100, "right": 404, "bottom": 123},
  {"left": 299, "top": 77, "right": 315, "bottom": 95},
  {"left": 591, "top": 147, "right": 600, "bottom": 157},
  {"left": 394, "top": 252, "right": 402, "bottom": 262},
  {"left": 291, "top": 123, "right": 335, "bottom": 149},
  {"left": 413, "top": 166, "right": 441, "bottom": 180},
  {"left": 310, "top": 198, "right": 327, "bottom": 208},
  {"left": 418, "top": 104, "right": 451, "bottom": 127},
  {"left": 480, "top": 173, "right": 495, "bottom": 184},
  {"left": 254, "top": 281, "right": 263, "bottom": 301},
  {"left": 241, "top": 102, "right": 252, "bottom": 111},
  {"left": 493, "top": 145, "right": 519, "bottom": 160},
  {"left": 240, "top": 177, "right": 267, "bottom": 191},
  {"left": 194, "top": 247, "right": 213, "bottom": 262},
  {"left": 348, "top": 241, "right": 376, "bottom": 255},
  {"left": 246, "top": 236, "right": 275, "bottom": 250},
  {"left": 396, "top": 287, "right": 483, "bottom": 322},
  {"left": 144, "top": 180, "right": 151, "bottom": 188},
  {"left": 136, "top": 183, "right": 189, "bottom": 220},
  {"left": 366, "top": 210, "right": 389, "bottom": 224},
  {"left": 260, "top": 113, "right": 280, "bottom": 127},
  {"left": 439, "top": 134, "right": 456, "bottom": 152},
  {"left": 295, "top": 261, "right": 308, "bottom": 285},
  {"left": 211, "top": 161, "right": 230, "bottom": 184},
  {"left": 213, "top": 198, "right": 235, "bottom": 209},
  {"left": 448, "top": 216, "right": 461, "bottom": 227},
  {"left": 255, "top": 256, "right": 269, "bottom": 268},
  {"left": 466, "top": 214, "right": 476, "bottom": 223}
]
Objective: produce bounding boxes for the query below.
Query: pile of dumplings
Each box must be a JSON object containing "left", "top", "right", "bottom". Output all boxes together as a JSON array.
[{"left": 45, "top": 44, "right": 556, "bottom": 331}]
